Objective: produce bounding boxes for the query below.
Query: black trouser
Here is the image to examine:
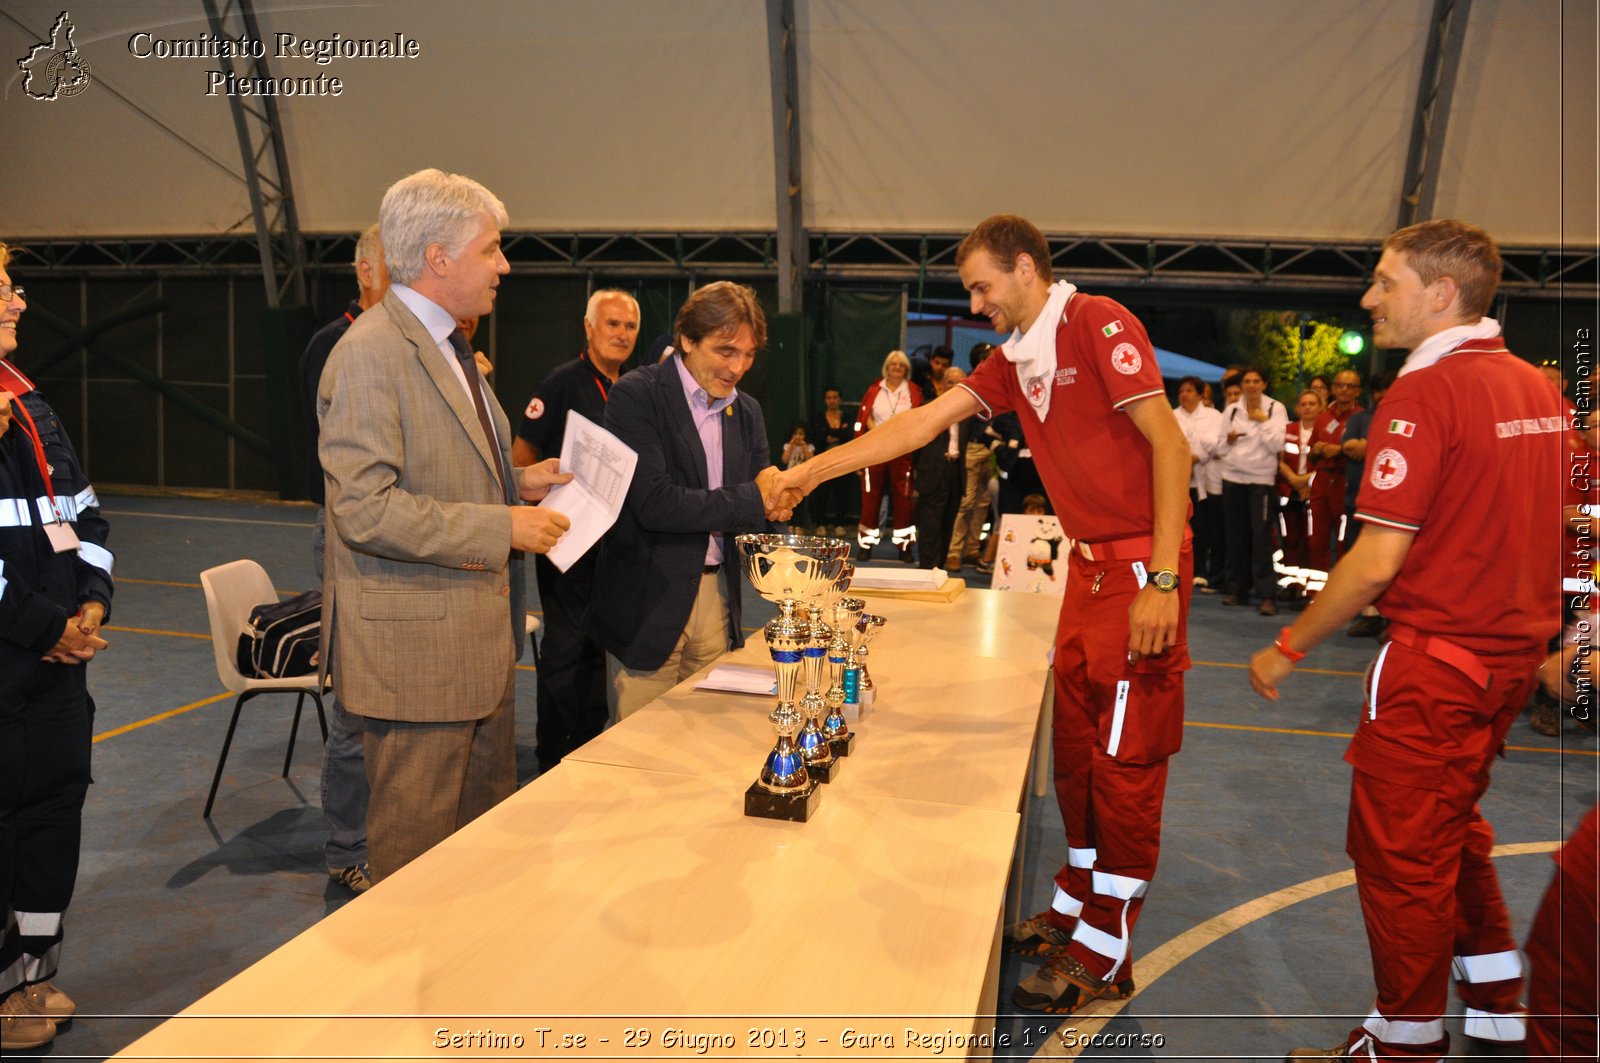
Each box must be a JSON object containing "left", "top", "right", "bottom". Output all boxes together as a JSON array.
[
  {"left": 1, "top": 660, "right": 91, "bottom": 994},
  {"left": 999, "top": 458, "right": 1047, "bottom": 517},
  {"left": 532, "top": 551, "right": 609, "bottom": 773},
  {"left": 1221, "top": 479, "right": 1276, "bottom": 603},
  {"left": 915, "top": 457, "right": 964, "bottom": 568},
  {"left": 1189, "top": 489, "right": 1226, "bottom": 584}
]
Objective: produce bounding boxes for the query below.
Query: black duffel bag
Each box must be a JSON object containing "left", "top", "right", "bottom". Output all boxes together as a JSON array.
[{"left": 235, "top": 590, "right": 322, "bottom": 678}]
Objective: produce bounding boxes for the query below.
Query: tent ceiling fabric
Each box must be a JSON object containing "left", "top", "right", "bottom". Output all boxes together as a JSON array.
[{"left": 3, "top": 0, "right": 1594, "bottom": 245}]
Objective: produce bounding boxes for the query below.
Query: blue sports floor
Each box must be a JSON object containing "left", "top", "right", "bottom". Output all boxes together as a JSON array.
[{"left": 20, "top": 490, "right": 1596, "bottom": 1060}]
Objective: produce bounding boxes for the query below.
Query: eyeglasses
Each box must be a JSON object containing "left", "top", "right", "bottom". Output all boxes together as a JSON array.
[
  {"left": 0, "top": 285, "right": 25, "bottom": 303},
  {"left": 1332, "top": 380, "right": 1360, "bottom": 389}
]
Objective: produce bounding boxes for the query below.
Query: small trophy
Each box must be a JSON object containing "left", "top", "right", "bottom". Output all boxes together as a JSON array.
[
  {"left": 831, "top": 595, "right": 866, "bottom": 753},
  {"left": 735, "top": 534, "right": 850, "bottom": 821},
  {"left": 855, "top": 613, "right": 887, "bottom": 705},
  {"left": 800, "top": 563, "right": 853, "bottom": 779}
]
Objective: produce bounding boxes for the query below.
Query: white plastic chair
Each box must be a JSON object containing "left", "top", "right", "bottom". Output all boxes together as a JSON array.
[{"left": 199, "top": 560, "right": 329, "bottom": 818}]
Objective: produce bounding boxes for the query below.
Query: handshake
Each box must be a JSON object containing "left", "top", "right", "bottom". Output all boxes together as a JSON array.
[{"left": 756, "top": 465, "right": 809, "bottom": 522}]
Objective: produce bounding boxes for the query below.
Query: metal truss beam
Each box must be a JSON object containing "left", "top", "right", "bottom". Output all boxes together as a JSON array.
[
  {"left": 200, "top": 0, "right": 308, "bottom": 308},
  {"left": 1397, "top": 0, "right": 1473, "bottom": 228},
  {"left": 13, "top": 231, "right": 1596, "bottom": 300},
  {"left": 765, "top": 0, "right": 806, "bottom": 314}
]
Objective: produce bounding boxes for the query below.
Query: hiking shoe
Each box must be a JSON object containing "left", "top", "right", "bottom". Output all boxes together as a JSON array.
[
  {"left": 329, "top": 863, "right": 373, "bottom": 893},
  {"left": 20, "top": 980, "right": 74, "bottom": 1020},
  {"left": 1530, "top": 704, "right": 1560, "bottom": 736},
  {"left": 0, "top": 990, "right": 56, "bottom": 1050},
  {"left": 1011, "top": 955, "right": 1134, "bottom": 1013},
  {"left": 1003, "top": 912, "right": 1074, "bottom": 958}
]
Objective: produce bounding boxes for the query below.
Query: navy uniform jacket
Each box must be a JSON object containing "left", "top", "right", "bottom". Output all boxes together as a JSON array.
[
  {"left": 0, "top": 378, "right": 113, "bottom": 671},
  {"left": 588, "top": 355, "right": 772, "bottom": 671}
]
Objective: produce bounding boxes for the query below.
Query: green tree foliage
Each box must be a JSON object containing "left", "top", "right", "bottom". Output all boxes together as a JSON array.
[{"left": 1230, "top": 311, "right": 1356, "bottom": 401}]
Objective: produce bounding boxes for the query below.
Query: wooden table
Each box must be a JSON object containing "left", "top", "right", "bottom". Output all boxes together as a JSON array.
[{"left": 115, "top": 590, "right": 1062, "bottom": 1062}]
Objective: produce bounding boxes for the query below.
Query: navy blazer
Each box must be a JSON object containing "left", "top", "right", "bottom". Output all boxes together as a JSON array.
[{"left": 588, "top": 356, "right": 773, "bottom": 671}]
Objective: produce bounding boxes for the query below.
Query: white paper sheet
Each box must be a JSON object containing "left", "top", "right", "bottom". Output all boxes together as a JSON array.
[
  {"left": 693, "top": 664, "right": 778, "bottom": 696},
  {"left": 536, "top": 411, "right": 638, "bottom": 572},
  {"left": 848, "top": 565, "right": 948, "bottom": 590}
]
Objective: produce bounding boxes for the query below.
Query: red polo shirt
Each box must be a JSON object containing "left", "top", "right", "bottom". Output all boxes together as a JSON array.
[
  {"left": 960, "top": 292, "right": 1168, "bottom": 543},
  {"left": 1354, "top": 339, "right": 1563, "bottom": 654}
]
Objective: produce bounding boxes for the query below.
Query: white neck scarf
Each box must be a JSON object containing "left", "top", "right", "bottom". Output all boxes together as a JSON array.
[
  {"left": 1397, "top": 317, "right": 1501, "bottom": 378},
  {"left": 998, "top": 280, "right": 1076, "bottom": 422}
]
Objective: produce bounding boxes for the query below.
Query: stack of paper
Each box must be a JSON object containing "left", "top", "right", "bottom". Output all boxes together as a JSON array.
[{"left": 693, "top": 664, "right": 778, "bottom": 696}]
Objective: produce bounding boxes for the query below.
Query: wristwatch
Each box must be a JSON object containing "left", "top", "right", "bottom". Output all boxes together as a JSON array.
[{"left": 1151, "top": 568, "right": 1179, "bottom": 593}]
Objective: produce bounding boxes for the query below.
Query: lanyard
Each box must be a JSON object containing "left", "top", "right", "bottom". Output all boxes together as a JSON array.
[
  {"left": 0, "top": 360, "right": 58, "bottom": 508},
  {"left": 581, "top": 353, "right": 610, "bottom": 403}
]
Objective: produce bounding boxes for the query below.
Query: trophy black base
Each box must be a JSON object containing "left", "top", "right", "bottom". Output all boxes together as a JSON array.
[
  {"left": 830, "top": 733, "right": 856, "bottom": 758},
  {"left": 745, "top": 779, "right": 821, "bottom": 822},
  {"left": 804, "top": 756, "right": 842, "bottom": 783}
]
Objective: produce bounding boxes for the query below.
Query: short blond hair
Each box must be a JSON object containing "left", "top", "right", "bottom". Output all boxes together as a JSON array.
[{"left": 881, "top": 350, "right": 911, "bottom": 380}]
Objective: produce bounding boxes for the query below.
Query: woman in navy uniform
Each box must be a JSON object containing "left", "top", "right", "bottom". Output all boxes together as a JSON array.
[{"left": 0, "top": 243, "right": 113, "bottom": 1052}]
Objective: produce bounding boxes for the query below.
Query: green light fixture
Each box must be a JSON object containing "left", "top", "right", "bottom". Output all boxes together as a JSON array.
[{"left": 1338, "top": 330, "right": 1366, "bottom": 356}]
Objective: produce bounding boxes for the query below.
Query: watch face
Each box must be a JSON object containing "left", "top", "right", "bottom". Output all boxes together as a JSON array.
[{"left": 1153, "top": 569, "right": 1178, "bottom": 592}]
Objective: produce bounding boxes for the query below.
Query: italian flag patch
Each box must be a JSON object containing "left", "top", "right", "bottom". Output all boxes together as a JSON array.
[
  {"left": 1388, "top": 419, "right": 1416, "bottom": 437},
  {"left": 1102, "top": 320, "right": 1124, "bottom": 338}
]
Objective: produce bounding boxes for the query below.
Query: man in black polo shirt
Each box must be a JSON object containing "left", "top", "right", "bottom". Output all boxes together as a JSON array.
[
  {"left": 513, "top": 289, "right": 640, "bottom": 771},
  {"left": 297, "top": 222, "right": 387, "bottom": 894}
]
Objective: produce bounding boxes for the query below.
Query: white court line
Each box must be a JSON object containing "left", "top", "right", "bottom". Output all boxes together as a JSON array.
[{"left": 1030, "top": 841, "right": 1562, "bottom": 1058}]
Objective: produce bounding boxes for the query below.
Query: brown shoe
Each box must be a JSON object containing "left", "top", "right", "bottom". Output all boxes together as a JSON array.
[
  {"left": 0, "top": 991, "right": 57, "bottom": 1051},
  {"left": 1012, "top": 955, "right": 1134, "bottom": 1013},
  {"left": 1259, "top": 599, "right": 1279, "bottom": 616},
  {"left": 1284, "top": 1043, "right": 1350, "bottom": 1060},
  {"left": 20, "top": 980, "right": 75, "bottom": 1020},
  {"left": 1002, "top": 911, "right": 1074, "bottom": 959}
]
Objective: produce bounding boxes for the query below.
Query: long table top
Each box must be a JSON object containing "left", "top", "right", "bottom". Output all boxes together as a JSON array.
[
  {"left": 114, "top": 589, "right": 1060, "bottom": 1062},
  {"left": 568, "top": 592, "right": 1058, "bottom": 814}
]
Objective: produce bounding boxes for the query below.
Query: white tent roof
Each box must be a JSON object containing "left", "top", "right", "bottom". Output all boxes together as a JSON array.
[{"left": 4, "top": 0, "right": 1594, "bottom": 245}]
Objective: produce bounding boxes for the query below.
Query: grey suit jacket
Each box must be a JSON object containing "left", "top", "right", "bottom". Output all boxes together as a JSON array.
[{"left": 317, "top": 289, "right": 524, "bottom": 723}]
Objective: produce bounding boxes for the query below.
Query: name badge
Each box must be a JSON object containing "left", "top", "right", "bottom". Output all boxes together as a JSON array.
[{"left": 45, "top": 522, "right": 81, "bottom": 554}]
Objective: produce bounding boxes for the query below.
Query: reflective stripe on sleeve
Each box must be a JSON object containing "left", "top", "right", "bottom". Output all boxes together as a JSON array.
[
  {"left": 77, "top": 541, "right": 114, "bottom": 577},
  {"left": 75, "top": 485, "right": 99, "bottom": 510},
  {"left": 0, "top": 497, "right": 33, "bottom": 526}
]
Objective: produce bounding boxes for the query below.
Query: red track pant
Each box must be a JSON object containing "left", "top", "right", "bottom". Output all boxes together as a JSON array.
[
  {"left": 1340, "top": 641, "right": 1544, "bottom": 1060},
  {"left": 1048, "top": 543, "right": 1191, "bottom": 984},
  {"left": 857, "top": 456, "right": 915, "bottom": 547}
]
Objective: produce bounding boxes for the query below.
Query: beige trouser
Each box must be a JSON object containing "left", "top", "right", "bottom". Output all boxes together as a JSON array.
[
  {"left": 361, "top": 667, "right": 517, "bottom": 883},
  {"left": 607, "top": 570, "right": 731, "bottom": 722},
  {"left": 948, "top": 440, "right": 994, "bottom": 560}
]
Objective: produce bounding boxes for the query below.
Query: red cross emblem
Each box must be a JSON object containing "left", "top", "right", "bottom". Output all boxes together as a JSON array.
[
  {"left": 1028, "top": 377, "right": 1046, "bottom": 400},
  {"left": 1370, "top": 447, "right": 1407, "bottom": 490},
  {"left": 1110, "top": 341, "right": 1142, "bottom": 375}
]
